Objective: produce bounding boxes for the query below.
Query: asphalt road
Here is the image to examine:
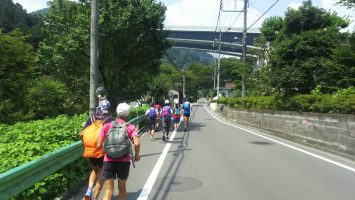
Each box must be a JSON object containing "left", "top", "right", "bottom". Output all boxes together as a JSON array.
[{"left": 70, "top": 103, "right": 355, "bottom": 200}]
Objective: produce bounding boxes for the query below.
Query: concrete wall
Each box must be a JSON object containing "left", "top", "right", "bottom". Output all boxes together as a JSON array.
[{"left": 218, "top": 105, "right": 355, "bottom": 160}]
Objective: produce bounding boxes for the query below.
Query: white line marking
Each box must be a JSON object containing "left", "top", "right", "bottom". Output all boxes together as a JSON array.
[
  {"left": 137, "top": 126, "right": 179, "bottom": 200},
  {"left": 204, "top": 104, "right": 355, "bottom": 173}
]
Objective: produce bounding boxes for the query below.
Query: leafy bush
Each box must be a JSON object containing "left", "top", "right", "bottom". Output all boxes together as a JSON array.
[
  {"left": 126, "top": 105, "right": 149, "bottom": 121},
  {"left": 217, "top": 88, "right": 354, "bottom": 114},
  {"left": 0, "top": 114, "right": 89, "bottom": 199}
]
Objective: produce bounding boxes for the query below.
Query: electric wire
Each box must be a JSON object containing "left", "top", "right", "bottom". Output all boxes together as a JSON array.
[{"left": 247, "top": 0, "right": 280, "bottom": 30}]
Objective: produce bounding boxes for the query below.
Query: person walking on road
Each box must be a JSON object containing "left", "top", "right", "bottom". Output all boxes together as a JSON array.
[
  {"left": 97, "top": 103, "right": 140, "bottom": 200},
  {"left": 172, "top": 103, "right": 181, "bottom": 130},
  {"left": 161, "top": 100, "right": 172, "bottom": 141},
  {"left": 154, "top": 102, "right": 162, "bottom": 131},
  {"left": 145, "top": 103, "right": 158, "bottom": 139},
  {"left": 182, "top": 97, "right": 192, "bottom": 131},
  {"left": 81, "top": 99, "right": 114, "bottom": 200}
]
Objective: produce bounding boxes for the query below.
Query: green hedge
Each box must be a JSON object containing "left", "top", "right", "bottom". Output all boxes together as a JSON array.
[
  {"left": 0, "top": 114, "right": 89, "bottom": 200},
  {"left": 1, "top": 106, "right": 148, "bottom": 200},
  {"left": 217, "top": 94, "right": 355, "bottom": 114}
]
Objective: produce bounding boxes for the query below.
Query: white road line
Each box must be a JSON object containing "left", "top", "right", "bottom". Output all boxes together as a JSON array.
[
  {"left": 137, "top": 126, "right": 179, "bottom": 200},
  {"left": 204, "top": 104, "right": 355, "bottom": 173}
]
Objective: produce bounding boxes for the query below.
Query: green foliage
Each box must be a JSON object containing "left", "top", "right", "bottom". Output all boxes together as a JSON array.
[
  {"left": 25, "top": 76, "right": 69, "bottom": 119},
  {"left": 337, "top": 0, "right": 355, "bottom": 9},
  {"left": 148, "top": 73, "right": 172, "bottom": 103},
  {"left": 0, "top": 30, "right": 35, "bottom": 124},
  {"left": 37, "top": 0, "right": 90, "bottom": 116},
  {"left": 0, "top": 114, "right": 89, "bottom": 199},
  {"left": 0, "top": 0, "right": 44, "bottom": 47},
  {"left": 259, "top": 16, "right": 283, "bottom": 42},
  {"left": 98, "top": 0, "right": 169, "bottom": 105},
  {"left": 126, "top": 105, "right": 149, "bottom": 121},
  {"left": 217, "top": 87, "right": 354, "bottom": 114},
  {"left": 262, "top": 1, "right": 351, "bottom": 95}
]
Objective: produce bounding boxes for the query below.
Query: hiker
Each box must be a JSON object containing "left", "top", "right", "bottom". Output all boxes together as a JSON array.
[
  {"left": 81, "top": 99, "right": 114, "bottom": 200},
  {"left": 172, "top": 103, "right": 181, "bottom": 130},
  {"left": 145, "top": 103, "right": 158, "bottom": 139},
  {"left": 182, "top": 97, "right": 192, "bottom": 131},
  {"left": 97, "top": 103, "right": 140, "bottom": 200},
  {"left": 161, "top": 100, "right": 172, "bottom": 141},
  {"left": 154, "top": 102, "right": 162, "bottom": 131}
]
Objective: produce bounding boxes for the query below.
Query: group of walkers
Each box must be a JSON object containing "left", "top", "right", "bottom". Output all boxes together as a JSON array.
[
  {"left": 80, "top": 91, "right": 192, "bottom": 200},
  {"left": 146, "top": 97, "right": 192, "bottom": 141},
  {"left": 81, "top": 96, "right": 140, "bottom": 200}
]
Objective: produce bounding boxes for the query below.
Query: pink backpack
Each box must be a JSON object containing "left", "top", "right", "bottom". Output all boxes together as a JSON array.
[{"left": 161, "top": 106, "right": 171, "bottom": 117}]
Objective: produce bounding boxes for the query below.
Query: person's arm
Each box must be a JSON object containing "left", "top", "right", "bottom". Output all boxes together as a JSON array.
[{"left": 97, "top": 123, "right": 109, "bottom": 148}]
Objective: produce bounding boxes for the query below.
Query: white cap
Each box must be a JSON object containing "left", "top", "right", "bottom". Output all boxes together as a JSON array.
[
  {"left": 116, "top": 103, "right": 131, "bottom": 117},
  {"left": 164, "top": 100, "right": 169, "bottom": 104}
]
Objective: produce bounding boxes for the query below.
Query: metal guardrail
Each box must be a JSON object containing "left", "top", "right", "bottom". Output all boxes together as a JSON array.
[{"left": 0, "top": 115, "right": 146, "bottom": 200}]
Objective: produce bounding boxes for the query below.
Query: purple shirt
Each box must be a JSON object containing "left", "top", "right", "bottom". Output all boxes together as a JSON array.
[{"left": 99, "top": 118, "right": 138, "bottom": 162}]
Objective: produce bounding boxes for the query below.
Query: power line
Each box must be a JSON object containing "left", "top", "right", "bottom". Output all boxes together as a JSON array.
[{"left": 247, "top": 0, "right": 280, "bottom": 30}]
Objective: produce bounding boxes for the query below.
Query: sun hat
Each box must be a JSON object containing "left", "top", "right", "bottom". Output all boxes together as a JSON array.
[{"left": 116, "top": 103, "right": 131, "bottom": 117}]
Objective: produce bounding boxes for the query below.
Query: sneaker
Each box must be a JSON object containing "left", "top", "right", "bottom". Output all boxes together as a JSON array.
[{"left": 84, "top": 190, "right": 92, "bottom": 200}]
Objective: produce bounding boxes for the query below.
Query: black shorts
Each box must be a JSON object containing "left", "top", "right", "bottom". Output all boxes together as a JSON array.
[
  {"left": 102, "top": 162, "right": 130, "bottom": 180},
  {"left": 148, "top": 119, "right": 155, "bottom": 130},
  {"left": 88, "top": 157, "right": 104, "bottom": 168},
  {"left": 183, "top": 113, "right": 190, "bottom": 117}
]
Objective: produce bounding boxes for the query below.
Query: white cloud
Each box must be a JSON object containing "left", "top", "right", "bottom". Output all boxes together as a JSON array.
[
  {"left": 288, "top": 2, "right": 302, "bottom": 10},
  {"left": 165, "top": 0, "right": 220, "bottom": 26},
  {"left": 321, "top": 0, "right": 355, "bottom": 31},
  {"left": 13, "top": 0, "right": 48, "bottom": 12},
  {"left": 164, "top": 0, "right": 263, "bottom": 30}
]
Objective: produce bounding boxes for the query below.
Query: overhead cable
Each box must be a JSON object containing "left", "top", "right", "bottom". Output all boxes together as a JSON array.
[{"left": 247, "top": 0, "right": 280, "bottom": 30}]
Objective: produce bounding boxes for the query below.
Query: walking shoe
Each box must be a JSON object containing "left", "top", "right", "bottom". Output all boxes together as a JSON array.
[{"left": 84, "top": 190, "right": 92, "bottom": 200}]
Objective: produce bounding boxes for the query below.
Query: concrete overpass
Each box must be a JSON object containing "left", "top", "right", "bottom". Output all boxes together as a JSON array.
[{"left": 165, "top": 25, "right": 261, "bottom": 57}]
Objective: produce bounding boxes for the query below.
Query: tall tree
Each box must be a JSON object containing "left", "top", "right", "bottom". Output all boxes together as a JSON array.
[
  {"left": 37, "top": 0, "right": 169, "bottom": 110},
  {"left": 0, "top": 30, "right": 35, "bottom": 123},
  {"left": 264, "top": 1, "right": 351, "bottom": 95}
]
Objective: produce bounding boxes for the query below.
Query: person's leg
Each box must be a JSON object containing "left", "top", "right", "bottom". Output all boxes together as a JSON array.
[
  {"left": 102, "top": 162, "right": 115, "bottom": 200},
  {"left": 102, "top": 179, "right": 114, "bottom": 200},
  {"left": 183, "top": 116, "right": 187, "bottom": 129},
  {"left": 161, "top": 118, "right": 166, "bottom": 141},
  {"left": 92, "top": 157, "right": 104, "bottom": 199},
  {"left": 85, "top": 158, "right": 97, "bottom": 199},
  {"left": 117, "top": 178, "right": 127, "bottom": 200},
  {"left": 186, "top": 116, "right": 190, "bottom": 130},
  {"left": 166, "top": 119, "right": 171, "bottom": 138},
  {"left": 149, "top": 120, "right": 154, "bottom": 138},
  {"left": 116, "top": 162, "right": 130, "bottom": 200}
]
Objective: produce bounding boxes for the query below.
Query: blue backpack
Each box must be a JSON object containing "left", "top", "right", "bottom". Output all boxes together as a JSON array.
[
  {"left": 183, "top": 102, "right": 190, "bottom": 114},
  {"left": 148, "top": 108, "right": 157, "bottom": 120}
]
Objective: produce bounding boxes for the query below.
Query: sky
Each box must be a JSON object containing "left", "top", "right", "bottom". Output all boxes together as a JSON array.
[{"left": 13, "top": 0, "right": 354, "bottom": 31}]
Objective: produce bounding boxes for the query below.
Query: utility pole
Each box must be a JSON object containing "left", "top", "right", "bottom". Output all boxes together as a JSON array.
[
  {"left": 216, "top": 30, "right": 222, "bottom": 99},
  {"left": 183, "top": 64, "right": 186, "bottom": 98},
  {"left": 242, "top": 0, "right": 248, "bottom": 98},
  {"left": 213, "top": 56, "right": 217, "bottom": 89},
  {"left": 89, "top": 0, "right": 99, "bottom": 116}
]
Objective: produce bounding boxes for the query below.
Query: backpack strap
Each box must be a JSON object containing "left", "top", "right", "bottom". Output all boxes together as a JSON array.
[
  {"left": 90, "top": 115, "right": 95, "bottom": 124},
  {"left": 101, "top": 116, "right": 111, "bottom": 125}
]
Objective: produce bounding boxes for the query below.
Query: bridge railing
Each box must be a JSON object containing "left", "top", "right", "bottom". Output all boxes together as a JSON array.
[{"left": 0, "top": 115, "right": 146, "bottom": 200}]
